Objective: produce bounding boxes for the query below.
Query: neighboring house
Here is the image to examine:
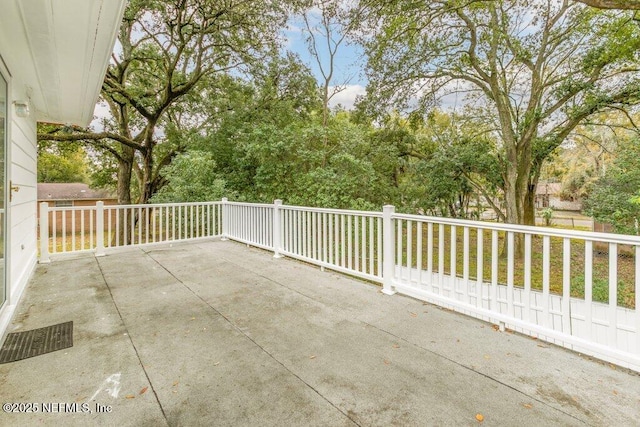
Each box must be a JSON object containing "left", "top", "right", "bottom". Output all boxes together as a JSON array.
[
  {"left": 535, "top": 182, "right": 582, "bottom": 211},
  {"left": 0, "top": 1, "right": 126, "bottom": 338},
  {"left": 37, "top": 183, "right": 117, "bottom": 233},
  {"left": 38, "top": 183, "right": 116, "bottom": 208}
]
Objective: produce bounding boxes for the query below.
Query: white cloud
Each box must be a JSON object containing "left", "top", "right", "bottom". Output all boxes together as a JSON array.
[
  {"left": 328, "top": 84, "right": 366, "bottom": 110},
  {"left": 90, "top": 101, "right": 112, "bottom": 132}
]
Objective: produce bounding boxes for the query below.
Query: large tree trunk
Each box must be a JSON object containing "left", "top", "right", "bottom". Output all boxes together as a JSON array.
[
  {"left": 523, "top": 184, "right": 537, "bottom": 226},
  {"left": 503, "top": 148, "right": 534, "bottom": 257},
  {"left": 115, "top": 146, "right": 134, "bottom": 245},
  {"left": 116, "top": 147, "right": 133, "bottom": 205},
  {"left": 139, "top": 147, "right": 154, "bottom": 205}
]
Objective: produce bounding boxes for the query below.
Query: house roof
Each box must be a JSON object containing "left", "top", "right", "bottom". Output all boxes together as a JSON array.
[
  {"left": 536, "top": 182, "right": 562, "bottom": 196},
  {"left": 0, "top": 0, "right": 127, "bottom": 126},
  {"left": 37, "top": 183, "right": 115, "bottom": 201}
]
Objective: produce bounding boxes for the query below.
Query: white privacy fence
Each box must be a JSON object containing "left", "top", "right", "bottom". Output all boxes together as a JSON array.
[{"left": 38, "top": 199, "right": 640, "bottom": 372}]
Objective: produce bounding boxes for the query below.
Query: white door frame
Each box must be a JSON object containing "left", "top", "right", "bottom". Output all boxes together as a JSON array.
[{"left": 0, "top": 54, "right": 11, "bottom": 310}]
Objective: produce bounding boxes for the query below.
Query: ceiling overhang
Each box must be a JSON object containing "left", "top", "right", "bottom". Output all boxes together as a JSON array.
[{"left": 0, "top": 0, "right": 126, "bottom": 127}]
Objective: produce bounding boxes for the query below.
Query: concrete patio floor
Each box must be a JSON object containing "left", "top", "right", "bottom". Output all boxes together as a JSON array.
[{"left": 1, "top": 239, "right": 639, "bottom": 426}]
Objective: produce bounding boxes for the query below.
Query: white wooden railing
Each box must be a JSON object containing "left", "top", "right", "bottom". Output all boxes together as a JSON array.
[
  {"left": 39, "top": 201, "right": 222, "bottom": 261},
  {"left": 38, "top": 199, "right": 640, "bottom": 372}
]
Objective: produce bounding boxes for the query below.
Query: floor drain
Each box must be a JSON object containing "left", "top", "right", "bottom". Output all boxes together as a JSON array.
[{"left": 0, "top": 321, "right": 73, "bottom": 363}]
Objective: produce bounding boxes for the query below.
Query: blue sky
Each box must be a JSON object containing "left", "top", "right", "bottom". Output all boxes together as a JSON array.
[
  {"left": 282, "top": 15, "right": 367, "bottom": 110},
  {"left": 92, "top": 13, "right": 369, "bottom": 127}
]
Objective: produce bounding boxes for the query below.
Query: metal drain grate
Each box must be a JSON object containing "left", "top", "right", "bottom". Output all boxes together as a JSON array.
[{"left": 0, "top": 321, "right": 73, "bottom": 364}]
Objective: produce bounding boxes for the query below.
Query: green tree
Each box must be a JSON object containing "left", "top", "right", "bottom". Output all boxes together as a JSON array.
[
  {"left": 37, "top": 144, "right": 90, "bottom": 183},
  {"left": 583, "top": 139, "right": 640, "bottom": 234},
  {"left": 151, "top": 151, "right": 230, "bottom": 203},
  {"left": 359, "top": 0, "right": 640, "bottom": 227},
  {"left": 38, "top": 0, "right": 291, "bottom": 204}
]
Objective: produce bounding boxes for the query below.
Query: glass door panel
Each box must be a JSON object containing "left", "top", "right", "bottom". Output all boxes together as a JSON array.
[{"left": 0, "top": 72, "right": 6, "bottom": 307}]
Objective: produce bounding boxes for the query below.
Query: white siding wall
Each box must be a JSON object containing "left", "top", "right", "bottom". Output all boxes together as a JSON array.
[
  {"left": 0, "top": 60, "right": 38, "bottom": 337},
  {"left": 9, "top": 109, "right": 38, "bottom": 303}
]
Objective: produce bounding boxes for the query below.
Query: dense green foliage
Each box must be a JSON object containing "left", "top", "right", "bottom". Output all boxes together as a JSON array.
[
  {"left": 38, "top": 147, "right": 89, "bottom": 183},
  {"left": 357, "top": 0, "right": 640, "bottom": 226},
  {"left": 583, "top": 140, "right": 640, "bottom": 234}
]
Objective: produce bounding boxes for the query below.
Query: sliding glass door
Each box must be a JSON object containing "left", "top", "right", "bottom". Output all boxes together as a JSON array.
[{"left": 0, "top": 72, "right": 6, "bottom": 308}]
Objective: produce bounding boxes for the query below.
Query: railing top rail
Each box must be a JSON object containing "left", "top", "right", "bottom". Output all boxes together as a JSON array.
[
  {"left": 103, "top": 201, "right": 221, "bottom": 209},
  {"left": 225, "top": 201, "right": 274, "bottom": 208},
  {"left": 281, "top": 204, "right": 383, "bottom": 218},
  {"left": 40, "top": 205, "right": 98, "bottom": 212},
  {"left": 393, "top": 212, "right": 640, "bottom": 245},
  {"left": 43, "top": 201, "right": 222, "bottom": 211}
]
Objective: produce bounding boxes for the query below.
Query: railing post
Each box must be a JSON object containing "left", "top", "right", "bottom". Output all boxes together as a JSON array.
[
  {"left": 221, "top": 197, "right": 229, "bottom": 241},
  {"left": 273, "top": 199, "right": 283, "bottom": 258},
  {"left": 95, "top": 201, "right": 105, "bottom": 257},
  {"left": 382, "top": 204, "right": 396, "bottom": 295},
  {"left": 39, "top": 202, "right": 50, "bottom": 264}
]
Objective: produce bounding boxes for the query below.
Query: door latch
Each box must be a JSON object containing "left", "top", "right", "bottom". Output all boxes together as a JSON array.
[{"left": 10, "top": 180, "right": 19, "bottom": 202}]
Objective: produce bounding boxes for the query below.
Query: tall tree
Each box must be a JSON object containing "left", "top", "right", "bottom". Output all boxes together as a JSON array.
[
  {"left": 359, "top": 0, "right": 640, "bottom": 226},
  {"left": 38, "top": 0, "right": 290, "bottom": 204},
  {"left": 300, "top": 1, "right": 353, "bottom": 130}
]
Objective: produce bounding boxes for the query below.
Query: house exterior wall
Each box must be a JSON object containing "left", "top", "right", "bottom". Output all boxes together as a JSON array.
[
  {"left": 0, "top": 57, "right": 38, "bottom": 336},
  {"left": 535, "top": 195, "right": 582, "bottom": 211},
  {"left": 548, "top": 196, "right": 582, "bottom": 211}
]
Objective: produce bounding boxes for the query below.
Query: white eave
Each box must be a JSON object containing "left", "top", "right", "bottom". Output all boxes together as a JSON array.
[{"left": 0, "top": 0, "right": 127, "bottom": 127}]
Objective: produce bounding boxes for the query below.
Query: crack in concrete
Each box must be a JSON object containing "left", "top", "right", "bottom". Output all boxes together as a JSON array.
[
  {"left": 94, "top": 254, "right": 169, "bottom": 426},
  {"left": 143, "top": 249, "right": 362, "bottom": 427},
  {"left": 211, "top": 246, "right": 589, "bottom": 425}
]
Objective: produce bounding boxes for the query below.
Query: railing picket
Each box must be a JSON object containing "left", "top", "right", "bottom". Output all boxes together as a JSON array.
[
  {"left": 377, "top": 217, "right": 382, "bottom": 278},
  {"left": 323, "top": 212, "right": 328, "bottom": 264},
  {"left": 416, "top": 222, "right": 422, "bottom": 285},
  {"left": 507, "top": 231, "right": 515, "bottom": 317},
  {"left": 89, "top": 208, "right": 94, "bottom": 249},
  {"left": 609, "top": 243, "right": 618, "bottom": 347},
  {"left": 476, "top": 228, "right": 483, "bottom": 308},
  {"left": 542, "top": 236, "right": 551, "bottom": 328},
  {"left": 355, "top": 216, "right": 361, "bottom": 272},
  {"left": 62, "top": 210, "right": 67, "bottom": 252},
  {"left": 340, "top": 214, "right": 347, "bottom": 267},
  {"left": 170, "top": 205, "right": 174, "bottom": 241},
  {"left": 361, "top": 216, "right": 366, "bottom": 274},
  {"left": 562, "top": 237, "right": 571, "bottom": 334},
  {"left": 80, "top": 209, "right": 85, "bottom": 250},
  {"left": 71, "top": 210, "right": 76, "bottom": 252},
  {"left": 585, "top": 240, "right": 593, "bottom": 342},
  {"left": 438, "top": 224, "right": 445, "bottom": 294},
  {"left": 463, "top": 226, "right": 469, "bottom": 303},
  {"left": 450, "top": 225, "right": 456, "bottom": 295},
  {"left": 491, "top": 230, "right": 499, "bottom": 312},
  {"left": 51, "top": 210, "right": 56, "bottom": 253},
  {"left": 407, "top": 220, "right": 413, "bottom": 282},
  {"left": 396, "top": 219, "right": 402, "bottom": 281},
  {"left": 338, "top": 215, "right": 343, "bottom": 269},
  {"left": 524, "top": 233, "right": 532, "bottom": 322},
  {"left": 427, "top": 223, "right": 433, "bottom": 278}
]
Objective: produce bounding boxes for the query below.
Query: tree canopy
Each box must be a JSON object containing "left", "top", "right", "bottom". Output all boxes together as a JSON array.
[
  {"left": 358, "top": 0, "right": 640, "bottom": 225},
  {"left": 38, "top": 0, "right": 291, "bottom": 204}
]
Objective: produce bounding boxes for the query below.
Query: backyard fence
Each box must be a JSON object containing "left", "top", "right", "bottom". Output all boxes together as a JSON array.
[{"left": 39, "top": 199, "right": 640, "bottom": 372}]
